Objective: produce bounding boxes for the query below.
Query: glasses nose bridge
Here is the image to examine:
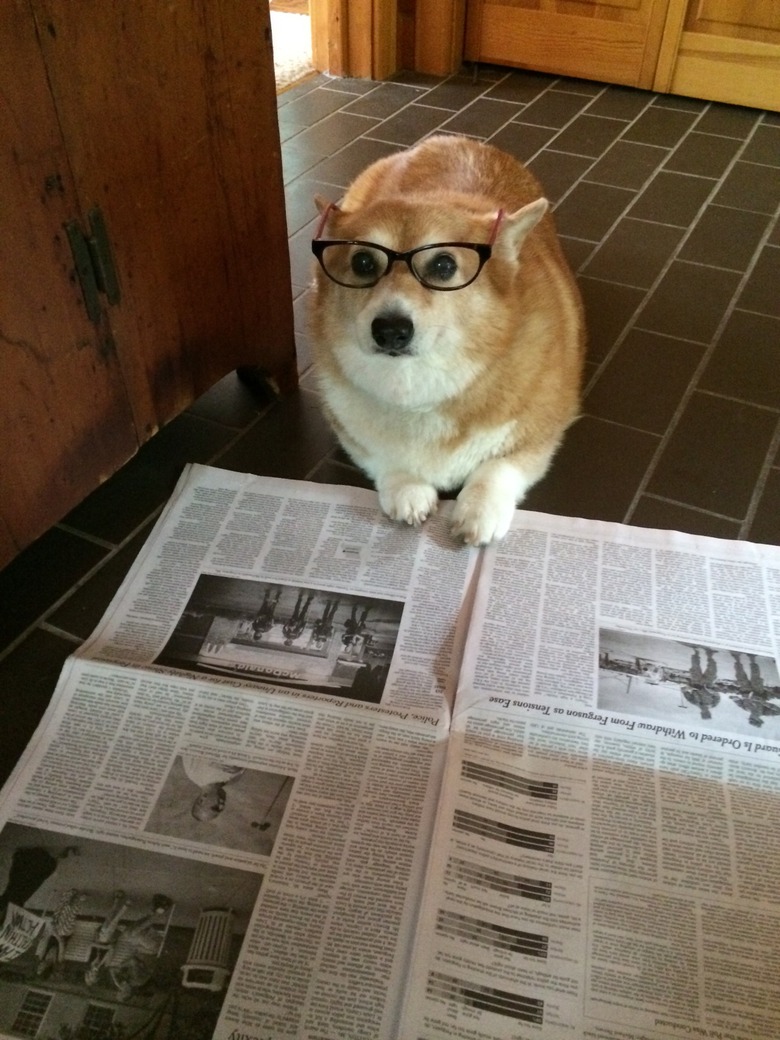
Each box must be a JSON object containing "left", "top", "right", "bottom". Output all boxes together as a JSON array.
[{"left": 382, "top": 246, "right": 417, "bottom": 283}]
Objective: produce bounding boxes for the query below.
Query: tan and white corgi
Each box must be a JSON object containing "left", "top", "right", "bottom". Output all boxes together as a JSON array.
[{"left": 309, "top": 134, "right": 585, "bottom": 545}]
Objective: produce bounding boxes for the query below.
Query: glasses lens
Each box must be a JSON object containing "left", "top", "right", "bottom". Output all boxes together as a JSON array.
[
  {"left": 320, "top": 244, "right": 388, "bottom": 287},
  {"left": 411, "top": 246, "right": 482, "bottom": 289}
]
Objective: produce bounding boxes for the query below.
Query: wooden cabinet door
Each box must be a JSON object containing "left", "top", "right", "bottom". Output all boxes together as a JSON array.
[
  {"left": 464, "top": 0, "right": 673, "bottom": 88},
  {"left": 655, "top": 1, "right": 780, "bottom": 109},
  {"left": 0, "top": 0, "right": 295, "bottom": 567},
  {"left": 0, "top": 2, "right": 139, "bottom": 559}
]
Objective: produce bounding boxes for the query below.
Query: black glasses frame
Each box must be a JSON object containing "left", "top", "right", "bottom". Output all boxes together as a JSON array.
[{"left": 312, "top": 206, "right": 504, "bottom": 292}]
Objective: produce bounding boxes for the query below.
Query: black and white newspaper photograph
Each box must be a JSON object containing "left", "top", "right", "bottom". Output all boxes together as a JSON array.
[
  {"left": 0, "top": 823, "right": 263, "bottom": 1040},
  {"left": 145, "top": 757, "right": 294, "bottom": 855},
  {"left": 598, "top": 628, "right": 780, "bottom": 734},
  {"left": 155, "top": 577, "right": 403, "bottom": 703}
]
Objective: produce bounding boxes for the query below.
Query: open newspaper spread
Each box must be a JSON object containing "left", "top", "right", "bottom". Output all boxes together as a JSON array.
[{"left": 0, "top": 464, "right": 779, "bottom": 1040}]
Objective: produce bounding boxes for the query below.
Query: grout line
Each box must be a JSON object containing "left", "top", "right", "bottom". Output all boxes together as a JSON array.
[{"left": 740, "top": 416, "right": 780, "bottom": 539}]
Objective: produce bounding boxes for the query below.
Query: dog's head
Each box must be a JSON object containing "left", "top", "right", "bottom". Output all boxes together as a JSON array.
[{"left": 310, "top": 194, "right": 548, "bottom": 409}]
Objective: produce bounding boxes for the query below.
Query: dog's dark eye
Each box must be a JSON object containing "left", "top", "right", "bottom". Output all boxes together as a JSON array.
[
  {"left": 423, "top": 251, "right": 458, "bottom": 283},
  {"left": 351, "top": 250, "right": 380, "bottom": 280}
]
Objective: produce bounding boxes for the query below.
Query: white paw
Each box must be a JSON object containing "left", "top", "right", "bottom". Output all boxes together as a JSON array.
[
  {"left": 450, "top": 486, "right": 516, "bottom": 546},
  {"left": 378, "top": 476, "right": 439, "bottom": 527}
]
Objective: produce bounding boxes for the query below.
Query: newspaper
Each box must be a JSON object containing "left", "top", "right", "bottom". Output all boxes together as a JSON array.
[{"left": 1, "top": 464, "right": 779, "bottom": 1040}]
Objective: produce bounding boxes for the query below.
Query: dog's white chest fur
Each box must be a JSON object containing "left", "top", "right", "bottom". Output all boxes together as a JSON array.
[{"left": 322, "top": 370, "right": 516, "bottom": 490}]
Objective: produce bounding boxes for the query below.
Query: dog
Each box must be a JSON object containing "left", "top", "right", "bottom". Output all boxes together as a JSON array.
[{"left": 309, "top": 134, "right": 585, "bottom": 545}]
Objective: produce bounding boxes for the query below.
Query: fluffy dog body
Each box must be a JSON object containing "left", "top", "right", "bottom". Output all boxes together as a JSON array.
[{"left": 310, "top": 134, "right": 585, "bottom": 545}]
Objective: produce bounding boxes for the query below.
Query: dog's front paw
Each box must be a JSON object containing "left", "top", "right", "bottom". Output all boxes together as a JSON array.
[
  {"left": 378, "top": 475, "right": 439, "bottom": 527},
  {"left": 451, "top": 487, "right": 515, "bottom": 546}
]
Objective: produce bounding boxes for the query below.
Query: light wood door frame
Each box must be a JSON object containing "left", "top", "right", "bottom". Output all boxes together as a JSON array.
[
  {"left": 310, "top": 0, "right": 465, "bottom": 78},
  {"left": 311, "top": 0, "right": 397, "bottom": 78}
]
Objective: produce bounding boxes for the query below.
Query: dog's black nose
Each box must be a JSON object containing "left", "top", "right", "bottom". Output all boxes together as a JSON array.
[{"left": 371, "top": 314, "right": 414, "bottom": 355}]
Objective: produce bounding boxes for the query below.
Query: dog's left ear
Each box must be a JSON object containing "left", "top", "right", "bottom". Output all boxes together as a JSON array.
[
  {"left": 314, "top": 194, "right": 340, "bottom": 216},
  {"left": 497, "top": 198, "right": 549, "bottom": 256}
]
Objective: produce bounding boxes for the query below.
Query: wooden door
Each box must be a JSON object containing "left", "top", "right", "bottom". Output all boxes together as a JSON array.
[
  {"left": 464, "top": 0, "right": 673, "bottom": 88},
  {"left": 655, "top": 1, "right": 780, "bottom": 109},
  {"left": 0, "top": 0, "right": 296, "bottom": 567},
  {"left": 0, "top": 2, "right": 139, "bottom": 558}
]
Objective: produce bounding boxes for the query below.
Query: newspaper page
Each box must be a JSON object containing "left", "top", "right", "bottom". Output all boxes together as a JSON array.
[
  {"left": 0, "top": 465, "right": 478, "bottom": 1040},
  {"left": 399, "top": 510, "right": 780, "bottom": 1040}
]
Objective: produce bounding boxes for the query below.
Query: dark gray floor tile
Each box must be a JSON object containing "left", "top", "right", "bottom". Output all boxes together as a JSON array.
[
  {"left": 748, "top": 467, "right": 780, "bottom": 546},
  {"left": 421, "top": 74, "right": 496, "bottom": 111},
  {"left": 0, "top": 528, "right": 108, "bottom": 646},
  {"left": 622, "top": 106, "right": 698, "bottom": 147},
  {"left": 678, "top": 205, "right": 769, "bottom": 270},
  {"left": 48, "top": 522, "right": 155, "bottom": 640},
  {"left": 586, "top": 86, "right": 651, "bottom": 121},
  {"left": 553, "top": 181, "right": 635, "bottom": 241},
  {"left": 526, "top": 151, "right": 593, "bottom": 203},
  {"left": 276, "top": 74, "right": 329, "bottom": 108},
  {"left": 517, "top": 90, "right": 591, "bottom": 128},
  {"left": 646, "top": 392, "right": 777, "bottom": 517},
  {"left": 738, "top": 245, "right": 780, "bottom": 317},
  {"left": 365, "top": 103, "right": 448, "bottom": 145},
  {"left": 186, "top": 372, "right": 269, "bottom": 429},
  {"left": 586, "top": 140, "right": 667, "bottom": 189},
  {"left": 0, "top": 628, "right": 76, "bottom": 787},
  {"left": 695, "top": 103, "right": 761, "bottom": 139},
  {"left": 342, "top": 82, "right": 426, "bottom": 118},
  {"left": 585, "top": 328, "right": 704, "bottom": 434},
  {"left": 308, "top": 137, "right": 400, "bottom": 187},
  {"left": 63, "top": 414, "right": 236, "bottom": 544},
  {"left": 698, "top": 310, "right": 780, "bottom": 409},
  {"left": 577, "top": 278, "right": 647, "bottom": 363},
  {"left": 664, "top": 132, "right": 742, "bottom": 177},
  {"left": 559, "top": 236, "right": 595, "bottom": 271},
  {"left": 440, "top": 98, "right": 518, "bottom": 138},
  {"left": 629, "top": 496, "right": 741, "bottom": 539},
  {"left": 636, "top": 261, "right": 742, "bottom": 342},
  {"left": 285, "top": 176, "right": 339, "bottom": 236},
  {"left": 628, "top": 171, "right": 714, "bottom": 226},
  {"left": 294, "top": 112, "right": 380, "bottom": 158},
  {"left": 581, "top": 218, "right": 685, "bottom": 288},
  {"left": 552, "top": 79, "right": 603, "bottom": 97},
  {"left": 278, "top": 86, "right": 352, "bottom": 130},
  {"left": 740, "top": 124, "right": 780, "bottom": 166},
  {"left": 484, "top": 71, "right": 556, "bottom": 104},
  {"left": 522, "top": 415, "right": 659, "bottom": 523},
  {"left": 307, "top": 456, "right": 375, "bottom": 491},
  {"left": 488, "top": 122, "right": 558, "bottom": 162},
  {"left": 317, "top": 78, "right": 377, "bottom": 96},
  {"left": 282, "top": 139, "right": 326, "bottom": 184},
  {"left": 551, "top": 114, "right": 625, "bottom": 158},
  {"left": 652, "top": 94, "right": 707, "bottom": 113},
  {"left": 713, "top": 160, "right": 780, "bottom": 214},
  {"left": 215, "top": 388, "right": 338, "bottom": 479}
]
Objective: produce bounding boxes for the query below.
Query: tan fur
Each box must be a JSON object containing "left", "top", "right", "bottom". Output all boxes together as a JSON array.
[{"left": 309, "top": 134, "right": 585, "bottom": 545}]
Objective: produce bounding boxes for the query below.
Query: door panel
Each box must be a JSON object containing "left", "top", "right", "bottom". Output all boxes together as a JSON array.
[
  {"left": 464, "top": 0, "right": 672, "bottom": 88},
  {"left": 33, "top": 0, "right": 296, "bottom": 435},
  {"left": 655, "top": 0, "right": 780, "bottom": 108},
  {"left": 0, "top": 1, "right": 138, "bottom": 556}
]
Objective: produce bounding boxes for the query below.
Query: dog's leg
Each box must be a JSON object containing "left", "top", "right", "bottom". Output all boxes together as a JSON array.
[
  {"left": 451, "top": 454, "right": 552, "bottom": 546},
  {"left": 377, "top": 472, "right": 439, "bottom": 527}
]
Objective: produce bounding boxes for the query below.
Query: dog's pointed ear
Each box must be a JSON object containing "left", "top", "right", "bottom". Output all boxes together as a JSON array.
[
  {"left": 499, "top": 198, "right": 549, "bottom": 254},
  {"left": 315, "top": 194, "right": 337, "bottom": 215}
]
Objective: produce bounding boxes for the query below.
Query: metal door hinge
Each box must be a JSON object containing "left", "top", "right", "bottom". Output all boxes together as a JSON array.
[{"left": 66, "top": 207, "right": 120, "bottom": 323}]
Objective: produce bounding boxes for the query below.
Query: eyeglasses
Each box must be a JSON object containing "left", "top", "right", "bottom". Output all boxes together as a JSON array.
[{"left": 312, "top": 205, "right": 504, "bottom": 291}]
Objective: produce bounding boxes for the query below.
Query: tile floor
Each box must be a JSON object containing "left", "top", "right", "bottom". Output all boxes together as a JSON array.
[{"left": 1, "top": 66, "right": 779, "bottom": 784}]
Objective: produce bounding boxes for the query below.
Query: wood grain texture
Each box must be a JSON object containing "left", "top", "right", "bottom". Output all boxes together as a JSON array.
[{"left": 1, "top": 0, "right": 296, "bottom": 566}]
